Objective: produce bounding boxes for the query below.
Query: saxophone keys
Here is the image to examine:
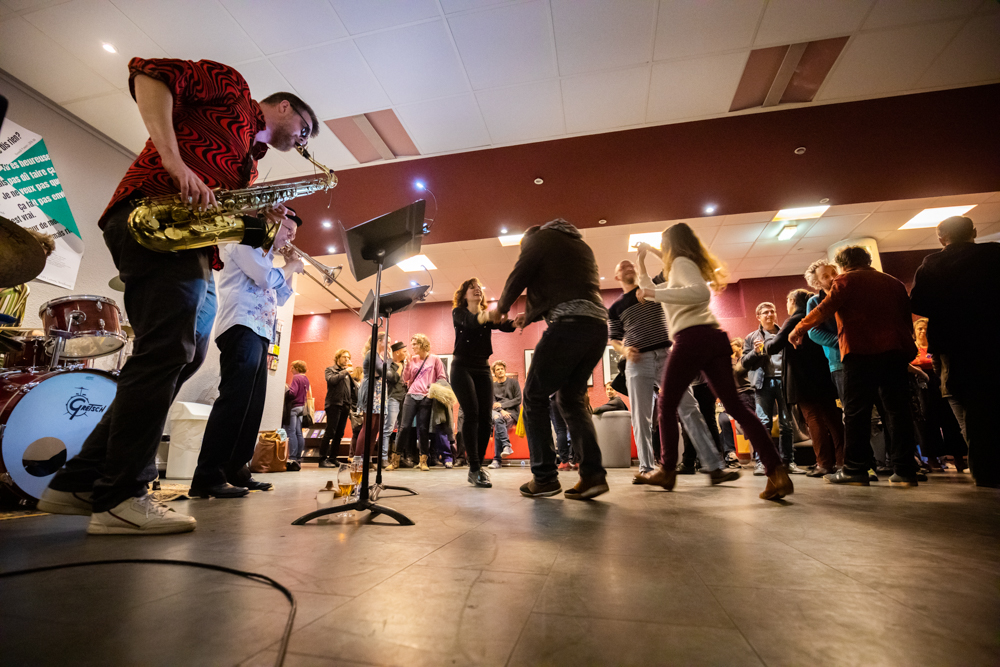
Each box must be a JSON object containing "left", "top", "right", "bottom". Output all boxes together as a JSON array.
[{"left": 165, "top": 227, "right": 184, "bottom": 240}]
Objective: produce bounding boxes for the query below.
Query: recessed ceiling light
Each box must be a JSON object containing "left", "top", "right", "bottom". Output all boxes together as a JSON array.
[
  {"left": 534, "top": 178, "right": 543, "bottom": 185},
  {"left": 500, "top": 227, "right": 508, "bottom": 234},
  {"left": 773, "top": 205, "right": 829, "bottom": 222},
  {"left": 396, "top": 254, "right": 436, "bottom": 271},
  {"left": 704, "top": 204, "right": 717, "bottom": 215},
  {"left": 489, "top": 297, "right": 496, "bottom": 301},
  {"left": 321, "top": 220, "right": 332, "bottom": 229},
  {"left": 627, "top": 232, "right": 662, "bottom": 250},
  {"left": 310, "top": 311, "right": 315, "bottom": 314},
  {"left": 410, "top": 280, "right": 417, "bottom": 286},
  {"left": 598, "top": 219, "right": 607, "bottom": 225},
  {"left": 600, "top": 276, "right": 605, "bottom": 280},
  {"left": 102, "top": 43, "right": 117, "bottom": 53},
  {"left": 777, "top": 224, "right": 797, "bottom": 241},
  {"left": 498, "top": 234, "right": 524, "bottom": 246},
  {"left": 899, "top": 205, "right": 976, "bottom": 230},
  {"left": 326, "top": 246, "right": 336, "bottom": 254},
  {"left": 294, "top": 292, "right": 300, "bottom": 296}
]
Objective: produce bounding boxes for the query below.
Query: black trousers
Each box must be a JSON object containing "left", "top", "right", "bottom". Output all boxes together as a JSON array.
[
  {"left": 523, "top": 318, "right": 607, "bottom": 484},
  {"left": 320, "top": 404, "right": 349, "bottom": 462},
  {"left": 190, "top": 326, "right": 268, "bottom": 488},
  {"left": 941, "top": 352, "right": 998, "bottom": 486},
  {"left": 50, "top": 201, "right": 216, "bottom": 512},
  {"left": 450, "top": 360, "right": 494, "bottom": 472},
  {"left": 398, "top": 394, "right": 433, "bottom": 457},
  {"left": 842, "top": 351, "right": 917, "bottom": 476}
]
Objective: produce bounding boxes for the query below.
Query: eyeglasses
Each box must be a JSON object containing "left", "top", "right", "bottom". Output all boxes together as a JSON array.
[{"left": 293, "top": 107, "right": 312, "bottom": 140}]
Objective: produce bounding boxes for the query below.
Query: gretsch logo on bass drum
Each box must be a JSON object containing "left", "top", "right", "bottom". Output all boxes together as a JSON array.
[{"left": 65, "top": 385, "right": 108, "bottom": 421}]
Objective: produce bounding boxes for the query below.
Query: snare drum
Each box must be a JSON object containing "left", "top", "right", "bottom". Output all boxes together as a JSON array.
[
  {"left": 39, "top": 295, "right": 127, "bottom": 359},
  {"left": 0, "top": 368, "right": 117, "bottom": 503},
  {"left": 0, "top": 335, "right": 51, "bottom": 369}
]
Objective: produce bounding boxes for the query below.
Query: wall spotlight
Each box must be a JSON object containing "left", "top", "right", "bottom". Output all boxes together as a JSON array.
[
  {"left": 102, "top": 43, "right": 117, "bottom": 53},
  {"left": 704, "top": 204, "right": 717, "bottom": 214},
  {"left": 414, "top": 181, "right": 425, "bottom": 190}
]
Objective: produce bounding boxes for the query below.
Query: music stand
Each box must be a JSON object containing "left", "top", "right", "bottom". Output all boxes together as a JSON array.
[
  {"left": 362, "top": 285, "right": 429, "bottom": 501},
  {"left": 292, "top": 201, "right": 425, "bottom": 527}
]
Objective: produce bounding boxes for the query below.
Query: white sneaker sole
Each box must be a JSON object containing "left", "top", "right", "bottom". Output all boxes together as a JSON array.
[
  {"left": 36, "top": 497, "right": 91, "bottom": 516},
  {"left": 87, "top": 520, "right": 196, "bottom": 535}
]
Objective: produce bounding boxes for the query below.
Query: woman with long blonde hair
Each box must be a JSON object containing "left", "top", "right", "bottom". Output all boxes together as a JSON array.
[{"left": 636, "top": 223, "right": 792, "bottom": 500}]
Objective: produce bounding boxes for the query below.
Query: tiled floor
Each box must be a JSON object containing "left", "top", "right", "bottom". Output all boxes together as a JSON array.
[{"left": 1, "top": 466, "right": 998, "bottom": 666}]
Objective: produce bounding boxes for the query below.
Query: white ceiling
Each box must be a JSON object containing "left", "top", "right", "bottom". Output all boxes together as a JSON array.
[
  {"left": 290, "top": 190, "right": 1000, "bottom": 315},
  {"left": 2, "top": 0, "right": 998, "bottom": 183}
]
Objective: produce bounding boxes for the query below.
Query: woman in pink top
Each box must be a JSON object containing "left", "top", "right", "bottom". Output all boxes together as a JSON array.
[
  {"left": 286, "top": 360, "right": 310, "bottom": 464},
  {"left": 398, "top": 333, "right": 447, "bottom": 471}
]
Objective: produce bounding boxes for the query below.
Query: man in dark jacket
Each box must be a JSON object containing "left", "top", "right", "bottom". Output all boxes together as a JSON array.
[
  {"left": 490, "top": 219, "right": 609, "bottom": 500},
  {"left": 488, "top": 360, "right": 521, "bottom": 468},
  {"left": 910, "top": 216, "right": 1000, "bottom": 488},
  {"left": 593, "top": 384, "right": 628, "bottom": 415},
  {"left": 790, "top": 245, "right": 919, "bottom": 486}
]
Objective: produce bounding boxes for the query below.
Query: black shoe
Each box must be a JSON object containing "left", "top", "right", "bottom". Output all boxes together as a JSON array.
[
  {"left": 889, "top": 473, "right": 918, "bottom": 487},
  {"left": 319, "top": 459, "right": 337, "bottom": 468},
  {"left": 915, "top": 471, "right": 928, "bottom": 482},
  {"left": 724, "top": 453, "right": 741, "bottom": 469},
  {"left": 399, "top": 458, "right": 415, "bottom": 469},
  {"left": 876, "top": 466, "right": 893, "bottom": 476},
  {"left": 241, "top": 478, "right": 273, "bottom": 491},
  {"left": 806, "top": 466, "right": 831, "bottom": 478},
  {"left": 676, "top": 463, "right": 697, "bottom": 475},
  {"left": 825, "top": 470, "right": 870, "bottom": 486},
  {"left": 189, "top": 482, "right": 249, "bottom": 498},
  {"left": 468, "top": 469, "right": 492, "bottom": 488},
  {"left": 286, "top": 460, "right": 301, "bottom": 471},
  {"left": 520, "top": 478, "right": 562, "bottom": 497}
]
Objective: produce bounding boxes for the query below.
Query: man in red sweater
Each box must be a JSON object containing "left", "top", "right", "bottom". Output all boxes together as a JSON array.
[{"left": 789, "top": 246, "right": 919, "bottom": 486}]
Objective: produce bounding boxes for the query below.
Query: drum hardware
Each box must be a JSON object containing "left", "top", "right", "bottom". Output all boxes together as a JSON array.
[{"left": 0, "top": 216, "right": 46, "bottom": 289}]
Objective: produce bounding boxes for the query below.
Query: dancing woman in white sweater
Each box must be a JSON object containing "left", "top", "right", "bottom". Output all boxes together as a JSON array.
[{"left": 636, "top": 223, "right": 793, "bottom": 501}]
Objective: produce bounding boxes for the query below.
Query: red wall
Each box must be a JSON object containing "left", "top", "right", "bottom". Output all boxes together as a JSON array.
[{"left": 288, "top": 247, "right": 940, "bottom": 407}]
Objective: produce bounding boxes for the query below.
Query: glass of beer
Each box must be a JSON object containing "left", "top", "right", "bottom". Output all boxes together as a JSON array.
[{"left": 337, "top": 463, "right": 354, "bottom": 499}]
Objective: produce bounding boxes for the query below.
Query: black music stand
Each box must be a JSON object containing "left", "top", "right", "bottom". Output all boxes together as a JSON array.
[
  {"left": 292, "top": 201, "right": 425, "bottom": 527},
  {"left": 362, "top": 285, "right": 429, "bottom": 501}
]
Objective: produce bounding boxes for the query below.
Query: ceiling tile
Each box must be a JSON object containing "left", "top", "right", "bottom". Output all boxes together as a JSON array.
[
  {"left": 255, "top": 149, "right": 301, "bottom": 183},
  {"left": 441, "top": 0, "right": 515, "bottom": 12},
  {"left": 818, "top": 20, "right": 964, "bottom": 100},
  {"left": 878, "top": 229, "right": 926, "bottom": 248},
  {"left": 0, "top": 16, "right": 116, "bottom": 103},
  {"left": 329, "top": 0, "right": 439, "bottom": 35},
  {"left": 823, "top": 201, "right": 880, "bottom": 216},
  {"left": 875, "top": 196, "right": 939, "bottom": 211},
  {"left": 851, "top": 209, "right": 919, "bottom": 235},
  {"left": 755, "top": 0, "right": 874, "bottom": 47},
  {"left": 863, "top": 0, "right": 981, "bottom": 30},
  {"left": 713, "top": 222, "right": 767, "bottom": 244},
  {"left": 654, "top": 0, "right": 765, "bottom": 61},
  {"left": 710, "top": 242, "right": 753, "bottom": 259},
  {"left": 355, "top": 20, "right": 469, "bottom": 105},
  {"left": 968, "top": 202, "right": 1000, "bottom": 225},
  {"left": 771, "top": 253, "right": 818, "bottom": 272},
  {"left": 738, "top": 255, "right": 781, "bottom": 271},
  {"left": 395, "top": 94, "right": 490, "bottom": 154},
  {"left": 791, "top": 236, "right": 841, "bottom": 254},
  {"left": 302, "top": 123, "right": 360, "bottom": 170},
  {"left": 0, "top": 4, "right": 10, "bottom": 16},
  {"left": 932, "top": 192, "right": 992, "bottom": 207},
  {"left": 23, "top": 0, "right": 167, "bottom": 88},
  {"left": 449, "top": 0, "right": 556, "bottom": 90},
  {"left": 551, "top": 0, "right": 657, "bottom": 76},
  {"left": 647, "top": 51, "right": 748, "bottom": 122},
  {"left": 63, "top": 90, "right": 149, "bottom": 151},
  {"left": 476, "top": 79, "right": 564, "bottom": 144},
  {"left": 271, "top": 41, "right": 391, "bottom": 118},
  {"left": 723, "top": 211, "right": 778, "bottom": 225},
  {"left": 745, "top": 240, "right": 791, "bottom": 258},
  {"left": 3, "top": 0, "right": 67, "bottom": 10},
  {"left": 112, "top": 0, "right": 262, "bottom": 63},
  {"left": 220, "top": 0, "right": 348, "bottom": 55},
  {"left": 917, "top": 14, "right": 1000, "bottom": 88},
  {"left": 236, "top": 58, "right": 295, "bottom": 98},
  {"left": 561, "top": 66, "right": 649, "bottom": 134},
  {"left": 804, "top": 214, "right": 869, "bottom": 238}
]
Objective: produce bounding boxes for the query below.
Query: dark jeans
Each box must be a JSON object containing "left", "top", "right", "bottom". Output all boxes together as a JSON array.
[
  {"left": 841, "top": 351, "right": 917, "bottom": 476},
  {"left": 659, "top": 326, "right": 781, "bottom": 475},
  {"left": 754, "top": 377, "right": 794, "bottom": 464},
  {"left": 798, "top": 399, "right": 845, "bottom": 470},
  {"left": 551, "top": 397, "right": 572, "bottom": 463},
  {"left": 320, "top": 404, "right": 349, "bottom": 462},
  {"left": 941, "top": 352, "right": 997, "bottom": 486},
  {"left": 399, "top": 394, "right": 433, "bottom": 457},
  {"left": 50, "top": 202, "right": 216, "bottom": 512},
  {"left": 915, "top": 374, "right": 966, "bottom": 460},
  {"left": 681, "top": 381, "right": 723, "bottom": 465},
  {"left": 522, "top": 318, "right": 607, "bottom": 484},
  {"left": 192, "top": 326, "right": 268, "bottom": 488},
  {"left": 450, "top": 361, "right": 494, "bottom": 472},
  {"left": 287, "top": 406, "right": 304, "bottom": 461}
]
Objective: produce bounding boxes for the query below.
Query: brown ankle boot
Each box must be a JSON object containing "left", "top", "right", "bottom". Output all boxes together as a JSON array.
[
  {"left": 385, "top": 453, "right": 399, "bottom": 471},
  {"left": 760, "top": 466, "right": 794, "bottom": 500},
  {"left": 641, "top": 466, "right": 676, "bottom": 491},
  {"left": 419, "top": 455, "right": 429, "bottom": 471}
]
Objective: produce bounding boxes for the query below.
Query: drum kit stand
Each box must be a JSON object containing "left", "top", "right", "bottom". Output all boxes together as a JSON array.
[{"left": 0, "top": 215, "right": 133, "bottom": 506}]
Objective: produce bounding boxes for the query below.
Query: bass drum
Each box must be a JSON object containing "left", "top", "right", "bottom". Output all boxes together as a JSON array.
[{"left": 0, "top": 368, "right": 117, "bottom": 504}]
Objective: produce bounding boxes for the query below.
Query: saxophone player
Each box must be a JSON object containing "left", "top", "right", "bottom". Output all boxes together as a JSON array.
[{"left": 39, "top": 57, "right": 320, "bottom": 535}]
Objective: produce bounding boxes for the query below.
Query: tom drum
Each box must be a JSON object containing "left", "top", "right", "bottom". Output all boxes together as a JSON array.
[{"left": 39, "top": 295, "right": 126, "bottom": 360}]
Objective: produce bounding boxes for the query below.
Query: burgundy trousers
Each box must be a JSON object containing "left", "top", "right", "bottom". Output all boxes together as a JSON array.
[
  {"left": 798, "top": 399, "right": 845, "bottom": 470},
  {"left": 658, "top": 325, "right": 783, "bottom": 474}
]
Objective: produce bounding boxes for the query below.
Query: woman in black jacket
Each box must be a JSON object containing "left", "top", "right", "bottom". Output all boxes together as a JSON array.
[
  {"left": 451, "top": 277, "right": 515, "bottom": 487},
  {"left": 319, "top": 349, "right": 356, "bottom": 468},
  {"left": 764, "top": 289, "right": 844, "bottom": 476}
]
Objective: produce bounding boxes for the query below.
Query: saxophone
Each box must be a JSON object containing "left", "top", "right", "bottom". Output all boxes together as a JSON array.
[{"left": 127, "top": 146, "right": 337, "bottom": 252}]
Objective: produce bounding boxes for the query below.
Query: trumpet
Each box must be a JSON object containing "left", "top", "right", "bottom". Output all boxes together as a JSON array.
[{"left": 280, "top": 242, "right": 365, "bottom": 315}]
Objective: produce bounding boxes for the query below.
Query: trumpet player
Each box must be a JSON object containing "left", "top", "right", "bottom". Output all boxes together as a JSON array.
[
  {"left": 40, "top": 56, "right": 319, "bottom": 535},
  {"left": 189, "top": 211, "right": 305, "bottom": 499}
]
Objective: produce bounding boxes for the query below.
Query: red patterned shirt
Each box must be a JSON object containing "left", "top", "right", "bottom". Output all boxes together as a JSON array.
[{"left": 101, "top": 57, "right": 267, "bottom": 229}]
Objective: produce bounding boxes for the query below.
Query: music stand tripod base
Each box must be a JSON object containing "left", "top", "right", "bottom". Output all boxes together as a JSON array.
[{"left": 291, "top": 498, "right": 414, "bottom": 526}]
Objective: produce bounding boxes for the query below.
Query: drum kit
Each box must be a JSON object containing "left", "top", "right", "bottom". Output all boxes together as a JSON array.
[{"left": 0, "top": 217, "right": 133, "bottom": 506}]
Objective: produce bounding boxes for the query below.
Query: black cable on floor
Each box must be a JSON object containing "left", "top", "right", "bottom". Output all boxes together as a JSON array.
[{"left": 0, "top": 558, "right": 296, "bottom": 667}]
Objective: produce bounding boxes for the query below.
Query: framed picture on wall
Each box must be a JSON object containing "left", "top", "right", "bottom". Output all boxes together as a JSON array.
[
  {"left": 439, "top": 354, "right": 453, "bottom": 380},
  {"left": 602, "top": 345, "right": 623, "bottom": 386},
  {"left": 524, "top": 349, "right": 533, "bottom": 374}
]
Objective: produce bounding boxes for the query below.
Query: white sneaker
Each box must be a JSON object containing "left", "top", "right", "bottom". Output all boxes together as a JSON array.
[
  {"left": 444, "top": 461, "right": 453, "bottom": 469},
  {"left": 37, "top": 488, "right": 93, "bottom": 516},
  {"left": 87, "top": 494, "right": 196, "bottom": 535},
  {"left": 488, "top": 460, "right": 501, "bottom": 469},
  {"left": 501, "top": 446, "right": 513, "bottom": 458}
]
